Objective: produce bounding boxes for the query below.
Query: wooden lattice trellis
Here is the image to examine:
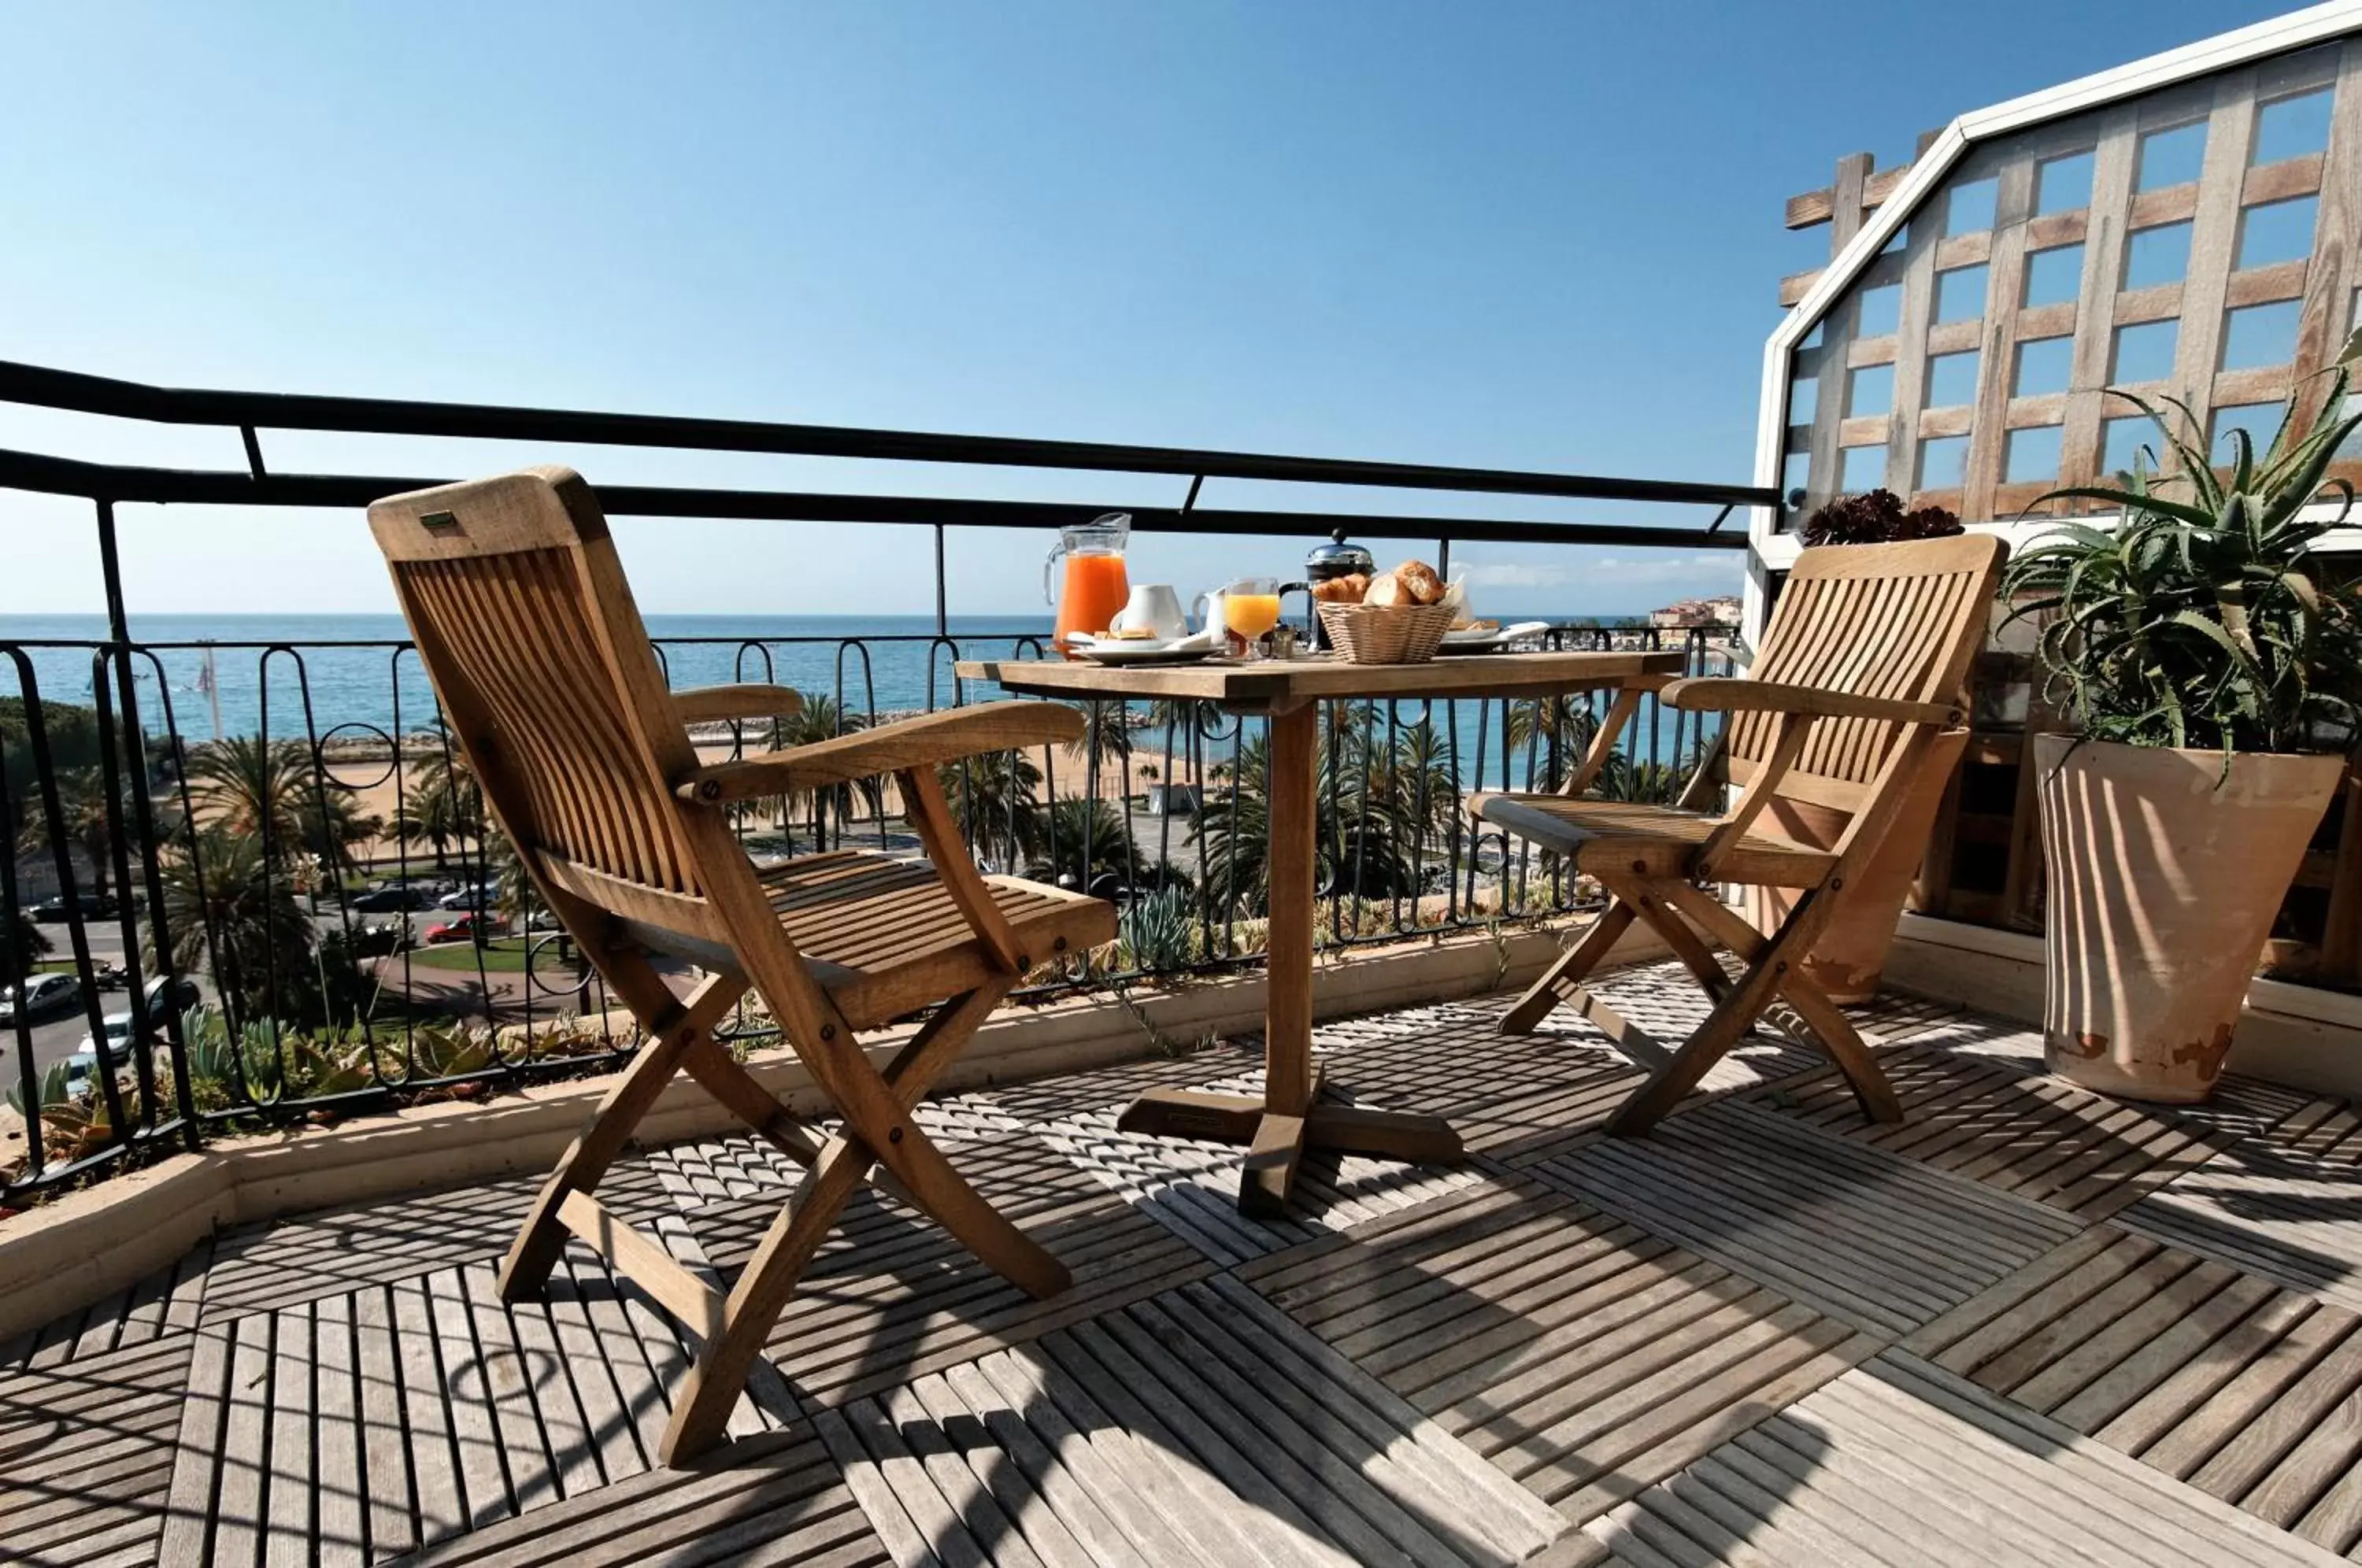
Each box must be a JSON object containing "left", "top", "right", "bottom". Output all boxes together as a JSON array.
[{"left": 1781, "top": 39, "right": 2360, "bottom": 529}]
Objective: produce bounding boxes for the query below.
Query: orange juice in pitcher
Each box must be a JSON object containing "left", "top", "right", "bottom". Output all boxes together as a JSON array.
[{"left": 1046, "top": 513, "right": 1131, "bottom": 656}]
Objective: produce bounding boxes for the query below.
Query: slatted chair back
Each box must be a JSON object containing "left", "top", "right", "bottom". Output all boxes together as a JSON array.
[
  {"left": 1726, "top": 534, "right": 2004, "bottom": 826},
  {"left": 368, "top": 467, "right": 717, "bottom": 938}
]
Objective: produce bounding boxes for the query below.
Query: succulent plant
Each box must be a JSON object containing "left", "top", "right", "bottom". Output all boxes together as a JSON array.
[{"left": 2002, "top": 344, "right": 2362, "bottom": 756}]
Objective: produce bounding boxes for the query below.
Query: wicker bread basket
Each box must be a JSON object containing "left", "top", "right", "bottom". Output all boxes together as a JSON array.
[{"left": 1318, "top": 601, "right": 1455, "bottom": 664}]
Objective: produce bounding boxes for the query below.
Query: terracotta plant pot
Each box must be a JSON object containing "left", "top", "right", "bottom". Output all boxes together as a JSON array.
[
  {"left": 2034, "top": 734, "right": 2343, "bottom": 1103},
  {"left": 1746, "top": 727, "right": 1970, "bottom": 1005}
]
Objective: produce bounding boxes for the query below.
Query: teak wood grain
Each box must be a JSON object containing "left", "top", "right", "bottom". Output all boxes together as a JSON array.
[
  {"left": 368, "top": 465, "right": 1115, "bottom": 1465},
  {"left": 955, "top": 649, "right": 1684, "bottom": 712}
]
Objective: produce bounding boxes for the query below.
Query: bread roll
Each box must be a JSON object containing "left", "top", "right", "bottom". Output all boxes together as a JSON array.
[
  {"left": 1363, "top": 571, "right": 1412, "bottom": 608},
  {"left": 1392, "top": 560, "right": 1444, "bottom": 605}
]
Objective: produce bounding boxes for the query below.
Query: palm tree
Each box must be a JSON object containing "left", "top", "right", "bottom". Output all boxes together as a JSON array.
[
  {"left": 1190, "top": 721, "right": 1441, "bottom": 915},
  {"left": 158, "top": 826, "right": 316, "bottom": 1026},
  {"left": 1503, "top": 694, "right": 1602, "bottom": 790},
  {"left": 13, "top": 766, "right": 128, "bottom": 904},
  {"left": 3, "top": 908, "right": 48, "bottom": 989},
  {"left": 0, "top": 697, "right": 108, "bottom": 847},
  {"left": 1143, "top": 697, "right": 1227, "bottom": 796},
  {"left": 1350, "top": 714, "right": 1464, "bottom": 841},
  {"left": 391, "top": 738, "right": 483, "bottom": 869},
  {"left": 1061, "top": 701, "right": 1134, "bottom": 801},
  {"left": 936, "top": 749, "right": 1045, "bottom": 873},
  {"left": 186, "top": 736, "right": 306, "bottom": 836},
  {"left": 1031, "top": 796, "right": 1156, "bottom": 895},
  {"left": 1596, "top": 742, "right": 1713, "bottom": 806},
  {"left": 764, "top": 693, "right": 882, "bottom": 841},
  {"left": 187, "top": 736, "right": 378, "bottom": 882}
]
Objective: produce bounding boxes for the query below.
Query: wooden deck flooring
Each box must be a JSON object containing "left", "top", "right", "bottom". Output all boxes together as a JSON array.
[{"left": 9, "top": 960, "right": 2362, "bottom": 1564}]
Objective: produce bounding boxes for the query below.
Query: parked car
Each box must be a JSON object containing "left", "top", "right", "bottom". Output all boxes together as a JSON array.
[
  {"left": 423, "top": 912, "right": 503, "bottom": 945},
  {"left": 437, "top": 881, "right": 496, "bottom": 912},
  {"left": 75, "top": 1010, "right": 135, "bottom": 1060},
  {"left": 349, "top": 884, "right": 440, "bottom": 912},
  {"left": 0, "top": 972, "right": 83, "bottom": 1024},
  {"left": 30, "top": 893, "right": 117, "bottom": 923},
  {"left": 73, "top": 977, "right": 201, "bottom": 1056}
]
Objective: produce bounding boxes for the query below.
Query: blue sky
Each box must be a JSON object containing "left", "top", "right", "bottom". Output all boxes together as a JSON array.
[{"left": 0, "top": 0, "right": 2300, "bottom": 618}]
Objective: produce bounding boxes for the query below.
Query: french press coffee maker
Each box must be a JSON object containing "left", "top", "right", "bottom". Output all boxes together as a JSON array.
[{"left": 1297, "top": 529, "right": 1375, "bottom": 651}]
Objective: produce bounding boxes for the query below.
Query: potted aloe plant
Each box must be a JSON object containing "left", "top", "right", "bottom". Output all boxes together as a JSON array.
[
  {"left": 2002, "top": 353, "right": 2362, "bottom": 1102},
  {"left": 1751, "top": 489, "right": 1971, "bottom": 1004}
]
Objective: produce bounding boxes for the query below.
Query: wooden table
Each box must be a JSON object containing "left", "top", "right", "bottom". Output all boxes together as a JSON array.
[{"left": 956, "top": 649, "right": 1686, "bottom": 1214}]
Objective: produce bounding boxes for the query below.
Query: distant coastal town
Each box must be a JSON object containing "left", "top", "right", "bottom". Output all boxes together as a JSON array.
[{"left": 1648, "top": 594, "right": 1742, "bottom": 628}]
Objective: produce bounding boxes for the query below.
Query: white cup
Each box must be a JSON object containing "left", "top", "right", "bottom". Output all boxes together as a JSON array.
[{"left": 1111, "top": 583, "right": 1188, "bottom": 642}]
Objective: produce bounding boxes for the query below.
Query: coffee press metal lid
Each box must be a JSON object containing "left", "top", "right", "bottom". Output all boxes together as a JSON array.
[{"left": 1304, "top": 529, "right": 1374, "bottom": 580}]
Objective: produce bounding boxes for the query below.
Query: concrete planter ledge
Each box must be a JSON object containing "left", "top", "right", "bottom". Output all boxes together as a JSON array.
[{"left": 0, "top": 920, "right": 1668, "bottom": 1343}]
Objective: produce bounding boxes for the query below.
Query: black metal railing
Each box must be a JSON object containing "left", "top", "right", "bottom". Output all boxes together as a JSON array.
[{"left": 0, "top": 359, "right": 1763, "bottom": 1202}]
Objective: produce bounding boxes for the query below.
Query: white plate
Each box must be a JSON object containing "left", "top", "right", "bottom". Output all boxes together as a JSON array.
[
  {"left": 1075, "top": 642, "right": 1224, "bottom": 666},
  {"left": 1435, "top": 620, "right": 1550, "bottom": 655}
]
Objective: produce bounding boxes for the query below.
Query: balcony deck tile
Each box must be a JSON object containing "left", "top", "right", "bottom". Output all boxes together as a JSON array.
[
  {"left": 1237, "top": 1175, "right": 1879, "bottom": 1519},
  {"left": 0, "top": 1237, "right": 210, "bottom": 1373},
  {"left": 689, "top": 1128, "right": 1220, "bottom": 1408},
  {"left": 1533, "top": 1098, "right": 2086, "bottom": 1338},
  {"left": 1741, "top": 1037, "right": 2242, "bottom": 1221},
  {"left": 1579, "top": 1355, "right": 2342, "bottom": 1566},
  {"left": 0, "top": 1333, "right": 188, "bottom": 1567}
]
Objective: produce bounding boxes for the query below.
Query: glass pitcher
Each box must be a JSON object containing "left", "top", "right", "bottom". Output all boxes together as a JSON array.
[{"left": 1046, "top": 512, "right": 1131, "bottom": 656}]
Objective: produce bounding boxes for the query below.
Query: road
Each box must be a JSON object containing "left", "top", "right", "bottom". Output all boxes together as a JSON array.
[
  {"left": 7, "top": 916, "right": 222, "bottom": 1093},
  {"left": 6, "top": 898, "right": 504, "bottom": 1096}
]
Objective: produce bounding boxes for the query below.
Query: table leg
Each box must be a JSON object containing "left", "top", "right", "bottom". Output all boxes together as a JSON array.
[
  {"left": 1111, "top": 699, "right": 1461, "bottom": 1214},
  {"left": 1242, "top": 700, "right": 1318, "bottom": 1214}
]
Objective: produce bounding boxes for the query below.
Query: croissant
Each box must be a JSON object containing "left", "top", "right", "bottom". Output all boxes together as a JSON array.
[{"left": 1312, "top": 574, "right": 1369, "bottom": 605}]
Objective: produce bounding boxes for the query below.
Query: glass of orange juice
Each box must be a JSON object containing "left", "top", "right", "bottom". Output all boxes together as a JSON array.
[{"left": 1221, "top": 577, "right": 1283, "bottom": 659}]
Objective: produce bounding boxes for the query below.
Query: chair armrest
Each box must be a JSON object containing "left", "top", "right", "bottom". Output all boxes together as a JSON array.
[
  {"left": 672, "top": 684, "right": 804, "bottom": 725},
  {"left": 676, "top": 701, "right": 1086, "bottom": 804},
  {"left": 1656, "top": 677, "right": 1960, "bottom": 727}
]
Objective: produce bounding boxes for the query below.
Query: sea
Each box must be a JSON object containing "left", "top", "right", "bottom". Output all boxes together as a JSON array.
[
  {"left": 1, "top": 614, "right": 1050, "bottom": 744},
  {"left": 0, "top": 612, "right": 1719, "bottom": 781}
]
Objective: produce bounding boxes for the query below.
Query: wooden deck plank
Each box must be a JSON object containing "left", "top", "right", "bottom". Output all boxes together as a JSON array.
[
  {"left": 202, "top": 1179, "right": 539, "bottom": 1326},
  {"left": 354, "top": 1279, "right": 421, "bottom": 1560},
  {"left": 393, "top": 1273, "right": 470, "bottom": 1548},
  {"left": 210, "top": 1308, "right": 272, "bottom": 1568},
  {"left": 312, "top": 1292, "right": 368, "bottom": 1568},
  {"left": 427, "top": 1265, "right": 517, "bottom": 1532},
  {"left": 536, "top": 1273, "right": 641, "bottom": 1488},
  {"left": 905, "top": 1370, "right": 1107, "bottom": 1568},
  {"left": 396, "top": 1428, "right": 884, "bottom": 1567},
  {"left": 1583, "top": 1355, "right": 2337, "bottom": 1567},
  {"left": 967, "top": 1348, "right": 1235, "bottom": 1568},
  {"left": 263, "top": 1301, "right": 316, "bottom": 1566},
  {"left": 461, "top": 1262, "right": 564, "bottom": 1514}
]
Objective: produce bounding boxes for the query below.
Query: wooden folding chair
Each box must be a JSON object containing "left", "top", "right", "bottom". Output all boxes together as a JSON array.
[
  {"left": 1472, "top": 534, "right": 2005, "bottom": 1136},
  {"left": 367, "top": 467, "right": 1114, "bottom": 1463}
]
